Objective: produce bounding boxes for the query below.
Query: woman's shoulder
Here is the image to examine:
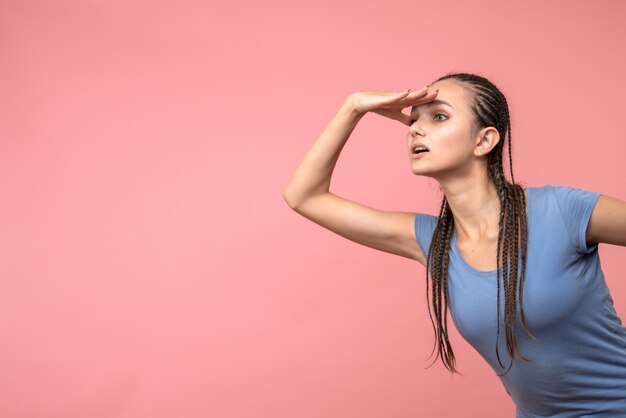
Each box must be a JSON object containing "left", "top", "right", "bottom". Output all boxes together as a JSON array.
[
  {"left": 525, "top": 183, "right": 601, "bottom": 255},
  {"left": 526, "top": 183, "right": 597, "bottom": 193},
  {"left": 525, "top": 183, "right": 590, "bottom": 202},
  {"left": 526, "top": 183, "right": 600, "bottom": 206},
  {"left": 525, "top": 183, "right": 557, "bottom": 193}
]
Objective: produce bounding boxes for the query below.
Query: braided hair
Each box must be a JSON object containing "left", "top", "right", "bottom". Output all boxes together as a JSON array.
[{"left": 422, "top": 72, "right": 538, "bottom": 376}]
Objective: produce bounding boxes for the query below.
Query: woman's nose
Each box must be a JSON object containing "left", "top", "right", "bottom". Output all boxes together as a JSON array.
[{"left": 410, "top": 122, "right": 425, "bottom": 136}]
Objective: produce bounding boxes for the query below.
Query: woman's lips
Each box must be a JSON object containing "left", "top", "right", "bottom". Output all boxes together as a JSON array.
[{"left": 411, "top": 151, "right": 429, "bottom": 159}]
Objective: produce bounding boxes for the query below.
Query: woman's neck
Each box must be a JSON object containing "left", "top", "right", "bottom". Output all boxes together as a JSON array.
[{"left": 441, "top": 180, "right": 502, "bottom": 243}]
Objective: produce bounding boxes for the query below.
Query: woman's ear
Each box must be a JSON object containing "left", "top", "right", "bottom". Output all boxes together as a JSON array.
[{"left": 474, "top": 127, "right": 500, "bottom": 156}]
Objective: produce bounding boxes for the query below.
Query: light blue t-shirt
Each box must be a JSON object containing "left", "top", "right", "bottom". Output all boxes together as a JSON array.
[{"left": 413, "top": 184, "right": 626, "bottom": 417}]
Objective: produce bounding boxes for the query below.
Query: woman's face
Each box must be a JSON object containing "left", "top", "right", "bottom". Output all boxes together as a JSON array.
[{"left": 406, "top": 80, "right": 483, "bottom": 180}]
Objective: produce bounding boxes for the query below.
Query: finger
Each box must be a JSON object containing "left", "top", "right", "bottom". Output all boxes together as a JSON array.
[
  {"left": 392, "top": 88, "right": 434, "bottom": 102},
  {"left": 409, "top": 88, "right": 437, "bottom": 98},
  {"left": 384, "top": 89, "right": 427, "bottom": 105},
  {"left": 400, "top": 90, "right": 439, "bottom": 105},
  {"left": 385, "top": 96, "right": 434, "bottom": 112},
  {"left": 380, "top": 91, "right": 413, "bottom": 106}
]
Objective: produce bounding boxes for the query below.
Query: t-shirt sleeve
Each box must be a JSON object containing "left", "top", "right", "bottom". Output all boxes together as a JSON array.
[
  {"left": 550, "top": 185, "right": 602, "bottom": 255},
  {"left": 413, "top": 213, "right": 438, "bottom": 261}
]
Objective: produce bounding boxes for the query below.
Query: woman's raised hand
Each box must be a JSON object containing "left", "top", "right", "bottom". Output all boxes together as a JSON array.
[{"left": 348, "top": 86, "right": 439, "bottom": 126}]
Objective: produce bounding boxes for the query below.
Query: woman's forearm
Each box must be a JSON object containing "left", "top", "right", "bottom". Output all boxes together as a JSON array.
[{"left": 282, "top": 96, "right": 365, "bottom": 208}]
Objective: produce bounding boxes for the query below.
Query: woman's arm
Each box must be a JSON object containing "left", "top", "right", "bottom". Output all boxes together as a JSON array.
[
  {"left": 587, "top": 194, "right": 626, "bottom": 247},
  {"left": 282, "top": 87, "right": 435, "bottom": 206},
  {"left": 282, "top": 97, "right": 364, "bottom": 208},
  {"left": 281, "top": 91, "right": 435, "bottom": 263}
]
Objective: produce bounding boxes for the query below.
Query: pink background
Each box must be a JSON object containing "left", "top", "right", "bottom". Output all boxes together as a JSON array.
[{"left": 1, "top": 0, "right": 625, "bottom": 417}]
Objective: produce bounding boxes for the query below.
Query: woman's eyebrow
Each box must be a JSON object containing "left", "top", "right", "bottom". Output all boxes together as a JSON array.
[{"left": 411, "top": 99, "right": 454, "bottom": 116}]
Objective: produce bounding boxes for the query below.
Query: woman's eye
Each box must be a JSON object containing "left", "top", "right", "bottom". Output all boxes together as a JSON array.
[{"left": 409, "top": 114, "right": 447, "bottom": 125}]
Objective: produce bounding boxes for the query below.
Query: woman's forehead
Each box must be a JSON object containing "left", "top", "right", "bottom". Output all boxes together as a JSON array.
[{"left": 410, "top": 99, "right": 455, "bottom": 115}]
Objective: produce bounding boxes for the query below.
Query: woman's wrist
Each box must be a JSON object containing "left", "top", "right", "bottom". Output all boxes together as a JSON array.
[{"left": 341, "top": 95, "right": 367, "bottom": 120}]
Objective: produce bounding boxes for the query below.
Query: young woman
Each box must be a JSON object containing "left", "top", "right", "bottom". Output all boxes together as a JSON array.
[{"left": 282, "top": 72, "right": 626, "bottom": 417}]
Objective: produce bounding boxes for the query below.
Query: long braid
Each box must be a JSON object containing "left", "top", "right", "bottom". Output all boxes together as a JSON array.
[
  {"left": 440, "top": 205, "right": 455, "bottom": 369},
  {"left": 421, "top": 72, "right": 535, "bottom": 375},
  {"left": 423, "top": 196, "right": 461, "bottom": 374},
  {"left": 424, "top": 197, "right": 447, "bottom": 364}
]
